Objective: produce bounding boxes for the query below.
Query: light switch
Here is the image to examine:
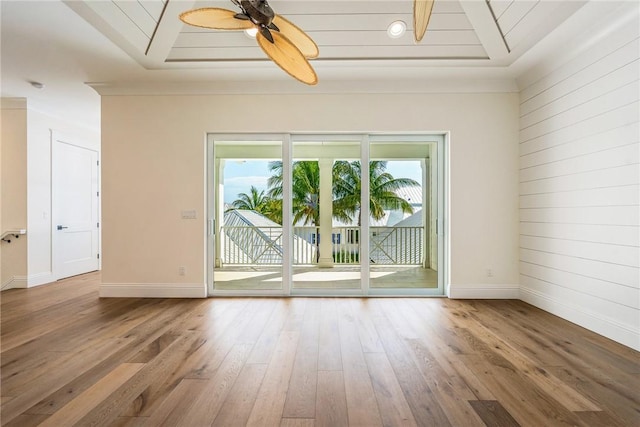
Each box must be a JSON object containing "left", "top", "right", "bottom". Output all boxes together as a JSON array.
[{"left": 181, "top": 209, "right": 197, "bottom": 219}]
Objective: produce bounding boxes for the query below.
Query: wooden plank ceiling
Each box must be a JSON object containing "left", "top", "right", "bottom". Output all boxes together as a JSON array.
[{"left": 71, "top": 0, "right": 586, "bottom": 68}]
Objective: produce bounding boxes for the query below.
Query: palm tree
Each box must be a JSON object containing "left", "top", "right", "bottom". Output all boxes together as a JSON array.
[
  {"left": 231, "top": 186, "right": 268, "bottom": 211},
  {"left": 266, "top": 160, "right": 418, "bottom": 262},
  {"left": 333, "top": 161, "right": 418, "bottom": 225},
  {"left": 267, "top": 161, "right": 322, "bottom": 226},
  {"left": 231, "top": 185, "right": 283, "bottom": 224},
  {"left": 267, "top": 160, "right": 418, "bottom": 225},
  {"left": 268, "top": 160, "right": 323, "bottom": 261},
  {"left": 261, "top": 198, "right": 283, "bottom": 225}
]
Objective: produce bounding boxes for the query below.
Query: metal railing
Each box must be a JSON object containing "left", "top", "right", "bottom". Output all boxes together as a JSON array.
[
  {"left": 370, "top": 226, "right": 423, "bottom": 265},
  {"left": 220, "top": 225, "right": 423, "bottom": 265},
  {"left": 222, "top": 226, "right": 283, "bottom": 264}
]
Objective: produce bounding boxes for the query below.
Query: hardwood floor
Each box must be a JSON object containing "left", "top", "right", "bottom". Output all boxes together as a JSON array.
[{"left": 1, "top": 272, "right": 638, "bottom": 426}]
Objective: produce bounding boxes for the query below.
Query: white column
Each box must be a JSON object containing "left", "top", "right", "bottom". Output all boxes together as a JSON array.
[{"left": 318, "top": 158, "right": 334, "bottom": 267}]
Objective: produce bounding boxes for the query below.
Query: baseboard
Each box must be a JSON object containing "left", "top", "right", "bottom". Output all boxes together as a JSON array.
[
  {"left": 448, "top": 283, "right": 520, "bottom": 299},
  {"left": 99, "top": 283, "right": 207, "bottom": 298},
  {"left": 28, "top": 272, "right": 55, "bottom": 288},
  {"left": 1, "top": 276, "right": 28, "bottom": 291},
  {"left": 520, "top": 287, "right": 640, "bottom": 352}
]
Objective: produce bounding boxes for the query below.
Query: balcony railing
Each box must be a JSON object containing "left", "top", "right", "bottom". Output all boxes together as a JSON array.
[{"left": 220, "top": 225, "right": 423, "bottom": 266}]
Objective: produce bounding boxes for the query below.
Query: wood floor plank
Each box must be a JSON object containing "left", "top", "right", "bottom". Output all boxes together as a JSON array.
[
  {"left": 403, "top": 300, "right": 498, "bottom": 405},
  {"left": 280, "top": 418, "right": 315, "bottom": 427},
  {"left": 484, "top": 300, "right": 640, "bottom": 378},
  {"left": 22, "top": 301, "right": 195, "bottom": 416},
  {"left": 174, "top": 343, "right": 254, "bottom": 426},
  {"left": 2, "top": 413, "right": 49, "bottom": 427},
  {"left": 179, "top": 299, "right": 265, "bottom": 381},
  {"left": 36, "top": 363, "right": 145, "bottom": 427},
  {"left": 337, "top": 300, "right": 383, "bottom": 427},
  {"left": 317, "top": 299, "right": 342, "bottom": 371},
  {"left": 246, "top": 300, "right": 291, "bottom": 364},
  {"left": 372, "top": 300, "right": 452, "bottom": 426},
  {"left": 142, "top": 378, "right": 208, "bottom": 426},
  {"left": 0, "top": 292, "right": 98, "bottom": 352},
  {"left": 348, "top": 299, "right": 384, "bottom": 353},
  {"left": 574, "top": 410, "right": 628, "bottom": 427},
  {"left": 1, "top": 337, "right": 135, "bottom": 423},
  {"left": 315, "top": 371, "right": 348, "bottom": 427},
  {"left": 405, "top": 338, "right": 486, "bottom": 426},
  {"left": 1, "top": 273, "right": 638, "bottom": 427},
  {"left": 109, "top": 416, "right": 148, "bottom": 427},
  {"left": 365, "top": 352, "right": 418, "bottom": 427},
  {"left": 246, "top": 331, "right": 300, "bottom": 427},
  {"left": 283, "top": 299, "right": 320, "bottom": 419},
  {"left": 343, "top": 369, "right": 384, "bottom": 427},
  {"left": 443, "top": 301, "right": 601, "bottom": 412},
  {"left": 461, "top": 355, "right": 588, "bottom": 427},
  {"left": 72, "top": 331, "right": 204, "bottom": 427},
  {"left": 212, "top": 363, "right": 268, "bottom": 427},
  {"left": 547, "top": 366, "right": 640, "bottom": 426},
  {"left": 0, "top": 272, "right": 98, "bottom": 317},
  {"left": 468, "top": 400, "right": 521, "bottom": 427}
]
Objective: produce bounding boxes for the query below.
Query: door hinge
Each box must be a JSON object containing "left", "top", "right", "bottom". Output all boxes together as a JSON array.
[
  {"left": 97, "top": 253, "right": 100, "bottom": 259},
  {"left": 97, "top": 160, "right": 100, "bottom": 166},
  {"left": 97, "top": 222, "right": 100, "bottom": 228},
  {"left": 97, "top": 191, "right": 99, "bottom": 197}
]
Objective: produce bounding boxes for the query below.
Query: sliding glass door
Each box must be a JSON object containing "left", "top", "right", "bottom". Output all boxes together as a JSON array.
[
  {"left": 368, "top": 137, "right": 442, "bottom": 295},
  {"left": 291, "top": 137, "right": 362, "bottom": 293},
  {"left": 208, "top": 133, "right": 445, "bottom": 296},
  {"left": 208, "top": 137, "right": 285, "bottom": 295}
]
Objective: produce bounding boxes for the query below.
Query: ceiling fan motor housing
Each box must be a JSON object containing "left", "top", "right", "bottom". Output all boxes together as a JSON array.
[{"left": 241, "top": 0, "right": 274, "bottom": 26}]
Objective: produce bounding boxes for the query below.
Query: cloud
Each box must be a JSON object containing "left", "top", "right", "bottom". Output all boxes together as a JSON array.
[
  {"left": 224, "top": 175, "right": 269, "bottom": 187},
  {"left": 224, "top": 176, "right": 271, "bottom": 203}
]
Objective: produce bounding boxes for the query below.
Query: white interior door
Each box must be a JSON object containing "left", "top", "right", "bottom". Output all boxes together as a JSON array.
[{"left": 53, "top": 135, "right": 100, "bottom": 279}]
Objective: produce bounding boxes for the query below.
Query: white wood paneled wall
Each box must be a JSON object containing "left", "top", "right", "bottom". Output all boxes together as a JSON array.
[{"left": 518, "top": 5, "right": 640, "bottom": 350}]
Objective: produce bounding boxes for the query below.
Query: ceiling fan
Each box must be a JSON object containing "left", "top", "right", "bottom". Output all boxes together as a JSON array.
[
  {"left": 414, "top": 0, "right": 435, "bottom": 43},
  {"left": 179, "top": 0, "right": 319, "bottom": 85}
]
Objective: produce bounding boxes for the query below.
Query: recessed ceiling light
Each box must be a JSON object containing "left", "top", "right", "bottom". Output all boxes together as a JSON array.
[
  {"left": 245, "top": 27, "right": 258, "bottom": 38},
  {"left": 387, "top": 20, "right": 406, "bottom": 38}
]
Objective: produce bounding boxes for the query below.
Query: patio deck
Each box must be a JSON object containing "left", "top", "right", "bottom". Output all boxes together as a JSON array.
[{"left": 213, "top": 265, "right": 438, "bottom": 291}]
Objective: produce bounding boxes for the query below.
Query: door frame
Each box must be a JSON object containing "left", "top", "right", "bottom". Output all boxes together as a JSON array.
[
  {"left": 206, "top": 133, "right": 448, "bottom": 297},
  {"left": 51, "top": 132, "right": 100, "bottom": 281}
]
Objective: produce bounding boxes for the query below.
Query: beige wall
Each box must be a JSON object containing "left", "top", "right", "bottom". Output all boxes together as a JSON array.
[
  {"left": 0, "top": 99, "right": 28, "bottom": 288},
  {"left": 101, "top": 92, "right": 520, "bottom": 295}
]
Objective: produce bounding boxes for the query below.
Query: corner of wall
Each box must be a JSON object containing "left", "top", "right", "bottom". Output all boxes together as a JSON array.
[{"left": 521, "top": 287, "right": 640, "bottom": 352}]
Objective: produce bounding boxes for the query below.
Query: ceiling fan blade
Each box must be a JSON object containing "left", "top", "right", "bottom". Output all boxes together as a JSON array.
[
  {"left": 413, "top": 0, "right": 434, "bottom": 42},
  {"left": 272, "top": 15, "right": 319, "bottom": 59},
  {"left": 256, "top": 31, "right": 318, "bottom": 85},
  {"left": 180, "top": 8, "right": 254, "bottom": 30}
]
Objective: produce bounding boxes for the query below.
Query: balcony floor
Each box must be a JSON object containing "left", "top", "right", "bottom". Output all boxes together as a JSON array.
[{"left": 213, "top": 265, "right": 438, "bottom": 291}]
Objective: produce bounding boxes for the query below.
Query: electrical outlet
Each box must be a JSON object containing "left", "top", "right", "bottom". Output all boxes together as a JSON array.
[
  {"left": 486, "top": 268, "right": 493, "bottom": 278},
  {"left": 178, "top": 266, "right": 186, "bottom": 276}
]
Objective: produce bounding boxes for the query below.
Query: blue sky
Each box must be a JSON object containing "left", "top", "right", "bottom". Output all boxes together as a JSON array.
[{"left": 223, "top": 160, "right": 422, "bottom": 204}]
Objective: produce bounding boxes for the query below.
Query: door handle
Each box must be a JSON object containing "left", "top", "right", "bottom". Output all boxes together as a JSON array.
[{"left": 57, "top": 225, "right": 68, "bottom": 230}]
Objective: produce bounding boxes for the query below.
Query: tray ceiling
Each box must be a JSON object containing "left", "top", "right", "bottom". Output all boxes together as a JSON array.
[{"left": 66, "top": 0, "right": 586, "bottom": 72}]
